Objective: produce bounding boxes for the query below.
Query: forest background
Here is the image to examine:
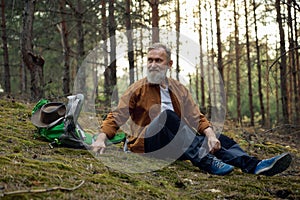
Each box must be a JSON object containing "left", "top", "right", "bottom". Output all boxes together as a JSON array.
[
  {"left": 1, "top": 0, "right": 300, "bottom": 128},
  {"left": 0, "top": 0, "right": 300, "bottom": 199}
]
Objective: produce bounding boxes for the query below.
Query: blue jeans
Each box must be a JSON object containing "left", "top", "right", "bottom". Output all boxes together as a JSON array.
[{"left": 144, "top": 110, "right": 260, "bottom": 173}]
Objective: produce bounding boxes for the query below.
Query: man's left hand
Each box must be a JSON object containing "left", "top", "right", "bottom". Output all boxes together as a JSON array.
[{"left": 203, "top": 127, "right": 221, "bottom": 154}]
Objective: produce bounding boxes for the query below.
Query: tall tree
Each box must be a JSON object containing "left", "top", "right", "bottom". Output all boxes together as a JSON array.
[
  {"left": 58, "top": 0, "right": 71, "bottom": 95},
  {"left": 149, "top": 0, "right": 159, "bottom": 43},
  {"left": 209, "top": 2, "right": 217, "bottom": 110},
  {"left": 100, "top": 0, "right": 108, "bottom": 81},
  {"left": 253, "top": 0, "right": 265, "bottom": 126},
  {"left": 204, "top": 1, "right": 212, "bottom": 116},
  {"left": 287, "top": 0, "right": 299, "bottom": 123},
  {"left": 244, "top": 0, "right": 254, "bottom": 126},
  {"left": 175, "top": 0, "right": 180, "bottom": 81},
  {"left": 20, "top": 0, "right": 44, "bottom": 100},
  {"left": 214, "top": 0, "right": 223, "bottom": 79},
  {"left": 294, "top": 1, "right": 300, "bottom": 124},
  {"left": 125, "top": 0, "right": 135, "bottom": 85},
  {"left": 66, "top": 0, "right": 86, "bottom": 94},
  {"left": 104, "top": 0, "right": 117, "bottom": 105},
  {"left": 198, "top": 0, "right": 205, "bottom": 109},
  {"left": 233, "top": 0, "right": 241, "bottom": 122},
  {"left": 1, "top": 0, "right": 10, "bottom": 93},
  {"left": 76, "top": 0, "right": 84, "bottom": 72},
  {"left": 275, "top": 0, "right": 289, "bottom": 124}
]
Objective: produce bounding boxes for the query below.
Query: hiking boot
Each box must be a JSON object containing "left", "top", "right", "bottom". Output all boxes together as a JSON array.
[
  {"left": 197, "top": 155, "right": 234, "bottom": 176},
  {"left": 254, "top": 153, "right": 292, "bottom": 176}
]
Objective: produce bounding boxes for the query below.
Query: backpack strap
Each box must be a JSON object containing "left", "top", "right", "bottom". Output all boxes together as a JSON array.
[
  {"left": 47, "top": 117, "right": 65, "bottom": 129},
  {"left": 65, "top": 94, "right": 86, "bottom": 140}
]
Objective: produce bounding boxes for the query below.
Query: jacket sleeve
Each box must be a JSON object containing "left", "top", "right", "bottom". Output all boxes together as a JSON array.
[
  {"left": 181, "top": 84, "right": 211, "bottom": 134},
  {"left": 100, "top": 87, "right": 136, "bottom": 139}
]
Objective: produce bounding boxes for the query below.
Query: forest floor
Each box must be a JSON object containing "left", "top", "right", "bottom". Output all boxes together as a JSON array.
[{"left": 0, "top": 97, "right": 299, "bottom": 200}]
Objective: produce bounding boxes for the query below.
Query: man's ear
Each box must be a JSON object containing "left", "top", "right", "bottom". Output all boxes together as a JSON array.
[{"left": 168, "top": 60, "right": 173, "bottom": 69}]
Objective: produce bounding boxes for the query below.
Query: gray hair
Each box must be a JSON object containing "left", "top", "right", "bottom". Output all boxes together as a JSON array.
[{"left": 147, "top": 43, "right": 172, "bottom": 61}]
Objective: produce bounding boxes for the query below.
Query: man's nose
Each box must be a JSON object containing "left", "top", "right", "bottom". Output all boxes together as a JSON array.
[{"left": 149, "top": 62, "right": 158, "bottom": 68}]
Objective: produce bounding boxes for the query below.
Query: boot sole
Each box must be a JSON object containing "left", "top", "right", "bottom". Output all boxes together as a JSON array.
[{"left": 256, "top": 153, "right": 292, "bottom": 176}]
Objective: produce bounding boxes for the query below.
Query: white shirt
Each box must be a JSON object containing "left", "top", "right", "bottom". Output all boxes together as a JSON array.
[{"left": 160, "top": 85, "right": 174, "bottom": 112}]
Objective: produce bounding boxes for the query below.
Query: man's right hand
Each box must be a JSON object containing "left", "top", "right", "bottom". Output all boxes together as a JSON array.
[{"left": 91, "top": 132, "right": 107, "bottom": 154}]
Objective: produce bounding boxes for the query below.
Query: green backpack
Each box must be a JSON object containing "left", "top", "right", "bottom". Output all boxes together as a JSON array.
[{"left": 31, "top": 94, "right": 126, "bottom": 149}]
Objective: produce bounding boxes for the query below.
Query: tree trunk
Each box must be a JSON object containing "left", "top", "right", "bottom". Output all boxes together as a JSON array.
[
  {"left": 205, "top": 1, "right": 212, "bottom": 117},
  {"left": 150, "top": 0, "right": 159, "bottom": 43},
  {"left": 100, "top": 0, "right": 108, "bottom": 101},
  {"left": 265, "top": 38, "right": 271, "bottom": 128},
  {"left": 175, "top": 0, "right": 180, "bottom": 81},
  {"left": 275, "top": 43, "right": 280, "bottom": 124},
  {"left": 253, "top": 0, "right": 265, "bottom": 126},
  {"left": 294, "top": 2, "right": 300, "bottom": 124},
  {"left": 198, "top": 0, "right": 205, "bottom": 110},
  {"left": 125, "top": 0, "right": 135, "bottom": 85},
  {"left": 233, "top": 0, "right": 241, "bottom": 122},
  {"left": 214, "top": 0, "right": 223, "bottom": 80},
  {"left": 20, "top": 61, "right": 27, "bottom": 94},
  {"left": 104, "top": 0, "right": 117, "bottom": 105},
  {"left": 1, "top": 0, "right": 10, "bottom": 94},
  {"left": 58, "top": 0, "right": 70, "bottom": 95},
  {"left": 21, "top": 0, "right": 44, "bottom": 100},
  {"left": 75, "top": 0, "right": 85, "bottom": 94},
  {"left": 275, "top": 0, "right": 289, "bottom": 124},
  {"left": 209, "top": 3, "right": 217, "bottom": 111},
  {"left": 287, "top": 0, "right": 299, "bottom": 123},
  {"left": 76, "top": 0, "right": 84, "bottom": 70},
  {"left": 244, "top": 0, "right": 254, "bottom": 126}
]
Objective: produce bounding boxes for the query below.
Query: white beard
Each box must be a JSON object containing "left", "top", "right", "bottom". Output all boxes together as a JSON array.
[{"left": 147, "top": 68, "right": 167, "bottom": 84}]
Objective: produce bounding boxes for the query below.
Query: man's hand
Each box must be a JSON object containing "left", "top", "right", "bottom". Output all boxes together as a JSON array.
[
  {"left": 91, "top": 132, "right": 107, "bottom": 154},
  {"left": 203, "top": 127, "right": 221, "bottom": 154}
]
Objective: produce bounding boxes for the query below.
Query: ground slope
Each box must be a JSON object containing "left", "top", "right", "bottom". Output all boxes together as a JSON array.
[{"left": 0, "top": 98, "right": 299, "bottom": 199}]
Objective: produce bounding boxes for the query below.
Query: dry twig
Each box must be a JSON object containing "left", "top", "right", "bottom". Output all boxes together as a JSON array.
[{"left": 0, "top": 180, "right": 85, "bottom": 197}]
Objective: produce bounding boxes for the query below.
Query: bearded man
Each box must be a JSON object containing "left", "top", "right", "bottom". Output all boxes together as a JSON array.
[{"left": 92, "top": 43, "right": 292, "bottom": 176}]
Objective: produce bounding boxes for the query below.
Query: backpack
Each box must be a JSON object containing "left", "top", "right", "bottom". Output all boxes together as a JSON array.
[
  {"left": 31, "top": 94, "right": 93, "bottom": 149},
  {"left": 31, "top": 94, "right": 126, "bottom": 149}
]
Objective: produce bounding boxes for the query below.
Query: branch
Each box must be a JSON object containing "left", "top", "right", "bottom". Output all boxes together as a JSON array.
[
  {"left": 268, "top": 45, "right": 300, "bottom": 71},
  {"left": 292, "top": 0, "right": 300, "bottom": 11},
  {"left": 0, "top": 180, "right": 85, "bottom": 197},
  {"left": 262, "top": 124, "right": 300, "bottom": 134}
]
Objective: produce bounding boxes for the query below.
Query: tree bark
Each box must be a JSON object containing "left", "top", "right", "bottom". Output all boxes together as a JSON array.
[
  {"left": 104, "top": 0, "right": 117, "bottom": 105},
  {"left": 244, "top": 0, "right": 254, "bottom": 126},
  {"left": 1, "top": 0, "right": 10, "bottom": 93},
  {"left": 209, "top": 3, "right": 217, "bottom": 112},
  {"left": 76, "top": 0, "right": 85, "bottom": 94},
  {"left": 198, "top": 0, "right": 205, "bottom": 110},
  {"left": 58, "top": 0, "right": 71, "bottom": 95},
  {"left": 294, "top": 2, "right": 300, "bottom": 124},
  {"left": 150, "top": 0, "right": 159, "bottom": 43},
  {"left": 253, "top": 0, "right": 265, "bottom": 126},
  {"left": 125, "top": 0, "right": 135, "bottom": 85},
  {"left": 214, "top": 0, "right": 223, "bottom": 80},
  {"left": 275, "top": 0, "right": 289, "bottom": 124},
  {"left": 66, "top": 0, "right": 85, "bottom": 94},
  {"left": 175, "top": 0, "right": 180, "bottom": 81},
  {"left": 287, "top": 0, "right": 299, "bottom": 123},
  {"left": 233, "top": 0, "right": 241, "bottom": 122},
  {"left": 21, "top": 0, "right": 44, "bottom": 100}
]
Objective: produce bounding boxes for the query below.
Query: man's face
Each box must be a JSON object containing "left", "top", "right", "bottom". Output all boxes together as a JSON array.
[{"left": 146, "top": 48, "right": 172, "bottom": 84}]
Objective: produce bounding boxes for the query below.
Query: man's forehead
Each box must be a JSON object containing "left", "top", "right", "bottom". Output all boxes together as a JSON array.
[{"left": 148, "top": 48, "right": 167, "bottom": 57}]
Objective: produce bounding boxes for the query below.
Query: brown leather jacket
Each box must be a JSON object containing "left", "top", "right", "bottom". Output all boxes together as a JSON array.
[{"left": 101, "top": 77, "right": 211, "bottom": 153}]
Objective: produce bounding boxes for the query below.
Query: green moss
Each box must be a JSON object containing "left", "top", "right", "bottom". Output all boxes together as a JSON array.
[{"left": 0, "top": 100, "right": 299, "bottom": 199}]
